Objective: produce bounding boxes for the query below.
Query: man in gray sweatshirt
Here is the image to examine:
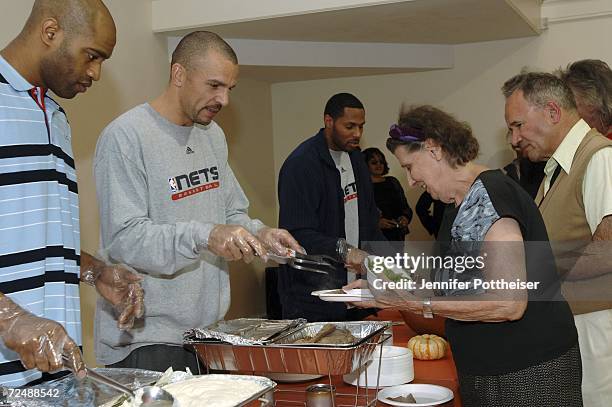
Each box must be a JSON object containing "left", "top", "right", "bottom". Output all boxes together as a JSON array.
[{"left": 93, "top": 31, "right": 301, "bottom": 371}]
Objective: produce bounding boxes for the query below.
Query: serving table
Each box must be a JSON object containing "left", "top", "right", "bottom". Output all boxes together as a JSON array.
[{"left": 272, "top": 310, "right": 461, "bottom": 406}]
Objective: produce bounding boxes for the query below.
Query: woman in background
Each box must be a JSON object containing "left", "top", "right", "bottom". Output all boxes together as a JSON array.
[{"left": 363, "top": 147, "right": 413, "bottom": 241}]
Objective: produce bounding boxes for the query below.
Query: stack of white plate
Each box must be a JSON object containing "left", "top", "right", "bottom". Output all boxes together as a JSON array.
[{"left": 343, "top": 345, "right": 413, "bottom": 388}]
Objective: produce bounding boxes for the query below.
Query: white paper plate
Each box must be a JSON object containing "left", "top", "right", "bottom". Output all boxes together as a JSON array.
[
  {"left": 311, "top": 288, "right": 374, "bottom": 302},
  {"left": 378, "top": 384, "right": 454, "bottom": 406}
]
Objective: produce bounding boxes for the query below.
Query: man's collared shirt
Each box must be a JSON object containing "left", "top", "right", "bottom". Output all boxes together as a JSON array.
[
  {"left": 544, "top": 119, "right": 612, "bottom": 234},
  {"left": 0, "top": 56, "right": 81, "bottom": 386}
]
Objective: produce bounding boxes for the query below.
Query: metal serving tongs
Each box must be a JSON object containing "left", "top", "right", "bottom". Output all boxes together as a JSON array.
[
  {"left": 266, "top": 249, "right": 343, "bottom": 275},
  {"left": 62, "top": 355, "right": 175, "bottom": 406}
]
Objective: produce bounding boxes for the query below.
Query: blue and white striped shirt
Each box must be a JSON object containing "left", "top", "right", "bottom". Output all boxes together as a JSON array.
[{"left": 0, "top": 56, "right": 81, "bottom": 386}]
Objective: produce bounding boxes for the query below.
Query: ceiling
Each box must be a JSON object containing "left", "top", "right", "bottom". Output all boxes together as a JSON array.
[
  {"left": 155, "top": 0, "right": 543, "bottom": 82},
  {"left": 157, "top": 0, "right": 541, "bottom": 44}
]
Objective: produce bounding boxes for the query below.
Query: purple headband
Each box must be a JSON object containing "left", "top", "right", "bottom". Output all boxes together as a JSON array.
[{"left": 388, "top": 124, "right": 424, "bottom": 142}]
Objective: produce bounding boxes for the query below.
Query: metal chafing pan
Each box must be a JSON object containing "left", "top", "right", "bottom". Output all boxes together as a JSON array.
[
  {"left": 189, "top": 321, "right": 390, "bottom": 376},
  {"left": 6, "top": 370, "right": 275, "bottom": 407},
  {"left": 184, "top": 318, "right": 306, "bottom": 346}
]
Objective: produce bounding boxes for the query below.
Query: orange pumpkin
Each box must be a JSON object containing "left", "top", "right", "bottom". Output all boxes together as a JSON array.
[{"left": 407, "top": 334, "right": 447, "bottom": 360}]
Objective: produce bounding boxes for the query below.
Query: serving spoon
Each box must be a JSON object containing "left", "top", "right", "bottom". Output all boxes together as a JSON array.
[{"left": 63, "top": 355, "right": 175, "bottom": 406}]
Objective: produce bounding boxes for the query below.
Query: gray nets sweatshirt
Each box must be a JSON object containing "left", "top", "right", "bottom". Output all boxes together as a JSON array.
[{"left": 93, "top": 103, "right": 264, "bottom": 365}]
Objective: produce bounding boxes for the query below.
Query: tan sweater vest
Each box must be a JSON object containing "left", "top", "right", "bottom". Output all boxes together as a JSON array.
[{"left": 536, "top": 129, "right": 612, "bottom": 315}]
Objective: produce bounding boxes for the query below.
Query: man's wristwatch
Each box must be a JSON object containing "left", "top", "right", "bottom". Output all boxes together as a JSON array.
[
  {"left": 80, "top": 269, "right": 98, "bottom": 286},
  {"left": 422, "top": 297, "right": 434, "bottom": 319}
]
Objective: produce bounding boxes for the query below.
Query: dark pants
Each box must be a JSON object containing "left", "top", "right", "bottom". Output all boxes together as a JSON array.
[
  {"left": 108, "top": 345, "right": 202, "bottom": 374},
  {"left": 458, "top": 343, "right": 583, "bottom": 407}
]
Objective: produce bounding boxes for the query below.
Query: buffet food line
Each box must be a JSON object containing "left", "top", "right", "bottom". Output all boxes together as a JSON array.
[{"left": 9, "top": 311, "right": 458, "bottom": 406}]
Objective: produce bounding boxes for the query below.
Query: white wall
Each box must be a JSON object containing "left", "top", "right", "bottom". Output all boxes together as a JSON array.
[
  {"left": 271, "top": 16, "right": 612, "bottom": 240},
  {"left": 214, "top": 77, "right": 276, "bottom": 320}
]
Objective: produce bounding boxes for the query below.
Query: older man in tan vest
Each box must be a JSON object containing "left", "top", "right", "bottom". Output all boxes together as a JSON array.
[{"left": 503, "top": 71, "right": 612, "bottom": 407}]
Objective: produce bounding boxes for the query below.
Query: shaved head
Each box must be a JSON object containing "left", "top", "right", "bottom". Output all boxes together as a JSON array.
[
  {"left": 171, "top": 31, "right": 238, "bottom": 71},
  {"left": 24, "top": 0, "right": 115, "bottom": 40},
  {"left": 2, "top": 0, "right": 117, "bottom": 98}
]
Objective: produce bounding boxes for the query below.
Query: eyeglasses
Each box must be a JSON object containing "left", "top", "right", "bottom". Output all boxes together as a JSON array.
[{"left": 389, "top": 124, "right": 425, "bottom": 142}]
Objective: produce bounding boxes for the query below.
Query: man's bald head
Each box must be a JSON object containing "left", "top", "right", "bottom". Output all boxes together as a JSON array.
[
  {"left": 171, "top": 31, "right": 237, "bottom": 72},
  {"left": 24, "top": 0, "right": 115, "bottom": 41},
  {"left": 4, "top": 0, "right": 117, "bottom": 98}
]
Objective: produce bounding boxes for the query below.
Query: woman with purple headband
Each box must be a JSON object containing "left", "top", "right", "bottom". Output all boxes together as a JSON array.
[{"left": 348, "top": 105, "right": 582, "bottom": 406}]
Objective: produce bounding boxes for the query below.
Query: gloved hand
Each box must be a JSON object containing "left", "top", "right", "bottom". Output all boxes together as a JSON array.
[
  {"left": 207, "top": 224, "right": 266, "bottom": 263},
  {"left": 0, "top": 294, "right": 85, "bottom": 375},
  {"left": 256, "top": 227, "right": 305, "bottom": 256},
  {"left": 93, "top": 264, "right": 144, "bottom": 330},
  {"left": 346, "top": 247, "right": 369, "bottom": 274}
]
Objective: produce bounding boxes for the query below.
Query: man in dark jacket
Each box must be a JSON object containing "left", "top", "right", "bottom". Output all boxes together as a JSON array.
[{"left": 277, "top": 93, "right": 386, "bottom": 321}]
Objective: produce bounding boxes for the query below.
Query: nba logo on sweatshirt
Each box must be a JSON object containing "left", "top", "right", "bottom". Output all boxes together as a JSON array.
[{"left": 168, "top": 177, "right": 179, "bottom": 193}]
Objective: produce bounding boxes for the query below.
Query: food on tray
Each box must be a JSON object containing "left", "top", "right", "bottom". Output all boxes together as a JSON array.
[
  {"left": 290, "top": 323, "right": 356, "bottom": 344},
  {"left": 108, "top": 376, "right": 267, "bottom": 407},
  {"left": 407, "top": 334, "right": 447, "bottom": 360},
  {"left": 389, "top": 393, "right": 417, "bottom": 403},
  {"left": 366, "top": 257, "right": 411, "bottom": 283},
  {"left": 318, "top": 328, "right": 355, "bottom": 344},
  {"left": 382, "top": 265, "right": 404, "bottom": 283},
  {"left": 324, "top": 289, "right": 347, "bottom": 294},
  {"left": 164, "top": 376, "right": 266, "bottom": 407}
]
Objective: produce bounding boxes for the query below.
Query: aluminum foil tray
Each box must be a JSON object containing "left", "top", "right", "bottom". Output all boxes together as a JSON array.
[
  {"left": 184, "top": 318, "right": 306, "bottom": 345},
  {"left": 190, "top": 321, "right": 390, "bottom": 376},
  {"left": 3, "top": 368, "right": 161, "bottom": 407},
  {"left": 5, "top": 370, "right": 276, "bottom": 407}
]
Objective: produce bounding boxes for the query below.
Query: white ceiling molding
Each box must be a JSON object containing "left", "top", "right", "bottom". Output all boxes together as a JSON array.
[
  {"left": 542, "top": 0, "right": 612, "bottom": 24},
  {"left": 167, "top": 37, "right": 453, "bottom": 68},
  {"left": 506, "top": 0, "right": 545, "bottom": 32},
  {"left": 154, "top": 0, "right": 541, "bottom": 44},
  {"left": 166, "top": 37, "right": 454, "bottom": 82},
  {"left": 158, "top": 0, "right": 542, "bottom": 82},
  {"left": 152, "top": 0, "right": 412, "bottom": 33}
]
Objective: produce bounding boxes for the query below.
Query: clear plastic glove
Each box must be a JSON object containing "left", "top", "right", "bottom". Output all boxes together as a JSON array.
[
  {"left": 0, "top": 294, "right": 85, "bottom": 375},
  {"left": 207, "top": 224, "right": 266, "bottom": 263},
  {"left": 341, "top": 279, "right": 392, "bottom": 309},
  {"left": 94, "top": 265, "right": 144, "bottom": 330},
  {"left": 343, "top": 279, "right": 368, "bottom": 290},
  {"left": 346, "top": 247, "right": 369, "bottom": 274},
  {"left": 256, "top": 227, "right": 305, "bottom": 256}
]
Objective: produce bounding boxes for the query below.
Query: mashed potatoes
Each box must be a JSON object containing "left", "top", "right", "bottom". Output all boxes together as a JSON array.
[
  {"left": 163, "top": 377, "right": 266, "bottom": 407},
  {"left": 107, "top": 376, "right": 266, "bottom": 407}
]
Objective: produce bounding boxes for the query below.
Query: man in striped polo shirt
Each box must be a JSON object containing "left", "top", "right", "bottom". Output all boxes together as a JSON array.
[{"left": 0, "top": 0, "right": 144, "bottom": 387}]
